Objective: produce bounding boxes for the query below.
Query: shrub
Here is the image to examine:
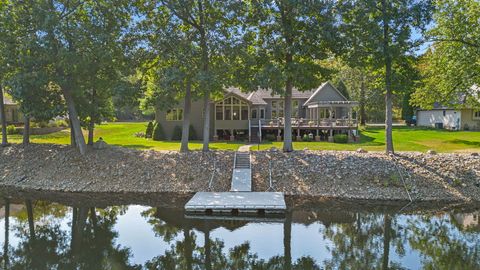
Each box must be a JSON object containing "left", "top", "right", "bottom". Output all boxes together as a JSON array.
[
  {"left": 6, "top": 125, "right": 18, "bottom": 135},
  {"left": 55, "top": 119, "right": 69, "bottom": 128},
  {"left": 38, "top": 121, "right": 48, "bottom": 128},
  {"left": 145, "top": 121, "right": 154, "bottom": 138},
  {"left": 188, "top": 125, "right": 197, "bottom": 140},
  {"left": 172, "top": 125, "right": 182, "bottom": 140},
  {"left": 265, "top": 134, "right": 276, "bottom": 141},
  {"left": 302, "top": 134, "right": 312, "bottom": 142},
  {"left": 152, "top": 122, "right": 165, "bottom": 141},
  {"left": 333, "top": 134, "right": 348, "bottom": 143}
]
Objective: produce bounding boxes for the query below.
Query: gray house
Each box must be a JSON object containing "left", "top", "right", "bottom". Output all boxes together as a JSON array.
[{"left": 155, "top": 82, "right": 359, "bottom": 142}]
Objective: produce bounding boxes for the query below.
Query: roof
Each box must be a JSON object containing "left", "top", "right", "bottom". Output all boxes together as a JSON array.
[
  {"left": 3, "top": 96, "right": 17, "bottom": 105},
  {"left": 223, "top": 86, "right": 320, "bottom": 106},
  {"left": 303, "top": 81, "right": 348, "bottom": 106}
]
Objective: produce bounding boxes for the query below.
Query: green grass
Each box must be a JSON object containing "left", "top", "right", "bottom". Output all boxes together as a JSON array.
[
  {"left": 7, "top": 122, "right": 480, "bottom": 152},
  {"left": 8, "top": 122, "right": 244, "bottom": 151},
  {"left": 257, "top": 126, "right": 480, "bottom": 152}
]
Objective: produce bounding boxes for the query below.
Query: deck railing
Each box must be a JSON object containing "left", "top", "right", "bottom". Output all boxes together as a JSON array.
[{"left": 259, "top": 118, "right": 358, "bottom": 128}]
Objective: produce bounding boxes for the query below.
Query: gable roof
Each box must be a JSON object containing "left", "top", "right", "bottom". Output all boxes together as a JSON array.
[
  {"left": 223, "top": 87, "right": 318, "bottom": 106},
  {"left": 303, "top": 81, "right": 348, "bottom": 106}
]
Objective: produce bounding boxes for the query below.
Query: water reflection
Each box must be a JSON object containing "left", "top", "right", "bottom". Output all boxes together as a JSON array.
[{"left": 0, "top": 195, "right": 479, "bottom": 270}]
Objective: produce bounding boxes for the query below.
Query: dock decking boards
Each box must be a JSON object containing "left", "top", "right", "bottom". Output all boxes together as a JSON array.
[{"left": 184, "top": 192, "right": 286, "bottom": 213}]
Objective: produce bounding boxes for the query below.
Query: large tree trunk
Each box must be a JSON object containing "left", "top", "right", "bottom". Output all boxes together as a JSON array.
[
  {"left": 382, "top": 214, "right": 392, "bottom": 270},
  {"left": 382, "top": 0, "right": 394, "bottom": 154},
  {"left": 0, "top": 85, "right": 8, "bottom": 147},
  {"left": 181, "top": 80, "right": 192, "bottom": 152},
  {"left": 283, "top": 78, "right": 293, "bottom": 152},
  {"left": 88, "top": 88, "right": 96, "bottom": 146},
  {"left": 202, "top": 94, "right": 210, "bottom": 152},
  {"left": 359, "top": 79, "right": 367, "bottom": 126},
  {"left": 87, "top": 118, "right": 94, "bottom": 146},
  {"left": 3, "top": 198, "right": 10, "bottom": 269},
  {"left": 23, "top": 116, "right": 30, "bottom": 145},
  {"left": 26, "top": 200, "right": 35, "bottom": 239},
  {"left": 63, "top": 87, "right": 87, "bottom": 155},
  {"left": 69, "top": 117, "right": 76, "bottom": 147}
]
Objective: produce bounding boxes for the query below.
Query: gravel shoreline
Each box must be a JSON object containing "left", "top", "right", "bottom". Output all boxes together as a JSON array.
[{"left": 1, "top": 144, "right": 480, "bottom": 202}]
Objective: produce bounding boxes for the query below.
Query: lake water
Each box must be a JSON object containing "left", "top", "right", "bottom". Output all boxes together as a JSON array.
[{"left": 0, "top": 192, "right": 479, "bottom": 270}]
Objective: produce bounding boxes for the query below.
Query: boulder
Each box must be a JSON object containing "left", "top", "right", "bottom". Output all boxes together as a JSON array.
[
  {"left": 427, "top": 149, "right": 437, "bottom": 155},
  {"left": 93, "top": 138, "right": 108, "bottom": 150},
  {"left": 356, "top": 148, "right": 367, "bottom": 153}
]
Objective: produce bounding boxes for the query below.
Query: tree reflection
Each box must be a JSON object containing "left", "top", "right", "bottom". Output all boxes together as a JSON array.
[
  {"left": 5, "top": 201, "right": 139, "bottom": 270},
  {"left": 144, "top": 207, "right": 320, "bottom": 270},
  {"left": 406, "top": 214, "right": 480, "bottom": 269}
]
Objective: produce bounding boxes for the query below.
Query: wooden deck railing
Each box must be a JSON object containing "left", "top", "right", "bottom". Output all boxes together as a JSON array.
[{"left": 259, "top": 118, "right": 358, "bottom": 128}]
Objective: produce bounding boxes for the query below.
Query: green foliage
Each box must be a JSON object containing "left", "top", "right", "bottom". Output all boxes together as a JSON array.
[
  {"left": 265, "top": 134, "right": 276, "bottom": 142},
  {"left": 188, "top": 125, "right": 197, "bottom": 140},
  {"left": 152, "top": 122, "right": 165, "bottom": 141},
  {"left": 172, "top": 126, "right": 182, "bottom": 141},
  {"left": 55, "top": 119, "right": 69, "bottom": 128},
  {"left": 411, "top": 0, "right": 479, "bottom": 109},
  {"left": 333, "top": 134, "right": 348, "bottom": 144},
  {"left": 302, "top": 134, "right": 312, "bottom": 142},
  {"left": 145, "top": 122, "right": 154, "bottom": 138},
  {"left": 6, "top": 125, "right": 18, "bottom": 135}
]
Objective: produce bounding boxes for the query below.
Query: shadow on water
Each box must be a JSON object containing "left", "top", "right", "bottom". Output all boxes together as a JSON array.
[{"left": 0, "top": 188, "right": 479, "bottom": 270}]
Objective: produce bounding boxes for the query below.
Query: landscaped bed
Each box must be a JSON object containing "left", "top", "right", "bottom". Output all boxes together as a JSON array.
[{"left": 1, "top": 144, "right": 479, "bottom": 202}]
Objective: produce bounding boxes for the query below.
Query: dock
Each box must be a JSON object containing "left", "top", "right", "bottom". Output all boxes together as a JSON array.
[{"left": 185, "top": 148, "right": 286, "bottom": 214}]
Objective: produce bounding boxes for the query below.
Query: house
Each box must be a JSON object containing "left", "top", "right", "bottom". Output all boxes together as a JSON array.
[
  {"left": 415, "top": 85, "right": 480, "bottom": 131},
  {"left": 2, "top": 96, "right": 23, "bottom": 124},
  {"left": 155, "top": 82, "right": 359, "bottom": 142}
]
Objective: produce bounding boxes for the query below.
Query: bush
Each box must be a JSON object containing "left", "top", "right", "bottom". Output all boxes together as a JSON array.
[
  {"left": 152, "top": 122, "right": 165, "bottom": 141},
  {"left": 134, "top": 132, "right": 146, "bottom": 138},
  {"left": 302, "top": 134, "right": 312, "bottom": 142},
  {"left": 6, "top": 125, "right": 18, "bottom": 135},
  {"left": 333, "top": 134, "right": 348, "bottom": 143},
  {"left": 265, "top": 134, "right": 276, "bottom": 141},
  {"left": 145, "top": 121, "right": 154, "bottom": 138},
  {"left": 172, "top": 125, "right": 182, "bottom": 140},
  {"left": 55, "top": 119, "right": 69, "bottom": 128},
  {"left": 38, "top": 121, "right": 48, "bottom": 128},
  {"left": 188, "top": 125, "right": 197, "bottom": 140}
]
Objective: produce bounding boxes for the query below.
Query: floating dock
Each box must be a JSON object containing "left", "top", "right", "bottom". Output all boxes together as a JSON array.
[{"left": 184, "top": 150, "right": 286, "bottom": 215}]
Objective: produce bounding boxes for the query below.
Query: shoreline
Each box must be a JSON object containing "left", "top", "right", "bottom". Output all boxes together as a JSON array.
[{"left": 1, "top": 144, "right": 480, "bottom": 203}]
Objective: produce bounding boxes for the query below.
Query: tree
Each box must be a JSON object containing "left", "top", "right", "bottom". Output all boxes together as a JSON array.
[
  {"left": 339, "top": 0, "right": 432, "bottom": 154},
  {"left": 233, "top": 1, "right": 337, "bottom": 152},
  {"left": 411, "top": 0, "right": 480, "bottom": 110}
]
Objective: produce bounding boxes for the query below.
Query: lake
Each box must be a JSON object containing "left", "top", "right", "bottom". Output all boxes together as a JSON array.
[{"left": 0, "top": 191, "right": 479, "bottom": 269}]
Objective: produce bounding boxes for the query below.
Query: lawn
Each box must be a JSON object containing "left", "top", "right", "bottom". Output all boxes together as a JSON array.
[{"left": 7, "top": 122, "right": 480, "bottom": 152}]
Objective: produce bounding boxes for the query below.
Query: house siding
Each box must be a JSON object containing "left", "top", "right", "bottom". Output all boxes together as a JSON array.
[
  {"left": 417, "top": 109, "right": 460, "bottom": 129},
  {"left": 460, "top": 109, "right": 480, "bottom": 130}
]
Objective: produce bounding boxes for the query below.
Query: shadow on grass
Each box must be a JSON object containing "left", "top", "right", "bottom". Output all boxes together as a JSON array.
[{"left": 447, "top": 139, "right": 480, "bottom": 147}]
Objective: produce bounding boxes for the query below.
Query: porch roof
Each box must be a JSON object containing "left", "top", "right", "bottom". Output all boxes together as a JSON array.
[{"left": 306, "top": 101, "right": 359, "bottom": 108}]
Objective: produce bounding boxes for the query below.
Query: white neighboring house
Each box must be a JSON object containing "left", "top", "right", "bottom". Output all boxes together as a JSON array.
[{"left": 415, "top": 85, "right": 480, "bottom": 131}]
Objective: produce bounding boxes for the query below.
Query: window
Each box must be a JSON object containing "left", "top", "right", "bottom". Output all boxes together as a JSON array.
[
  {"left": 251, "top": 109, "right": 257, "bottom": 119},
  {"left": 216, "top": 105, "right": 223, "bottom": 120},
  {"left": 271, "top": 100, "right": 284, "bottom": 119},
  {"left": 260, "top": 109, "right": 265, "bottom": 119},
  {"left": 319, "top": 108, "right": 331, "bottom": 119},
  {"left": 215, "top": 96, "right": 249, "bottom": 120},
  {"left": 166, "top": 108, "right": 183, "bottom": 121},
  {"left": 474, "top": 110, "right": 480, "bottom": 120}
]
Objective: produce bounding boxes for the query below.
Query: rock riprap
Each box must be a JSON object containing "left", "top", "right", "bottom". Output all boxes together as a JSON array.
[{"left": 1, "top": 145, "right": 479, "bottom": 202}]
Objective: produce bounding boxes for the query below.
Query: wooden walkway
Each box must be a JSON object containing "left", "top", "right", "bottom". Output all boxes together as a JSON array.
[{"left": 185, "top": 148, "right": 286, "bottom": 214}]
